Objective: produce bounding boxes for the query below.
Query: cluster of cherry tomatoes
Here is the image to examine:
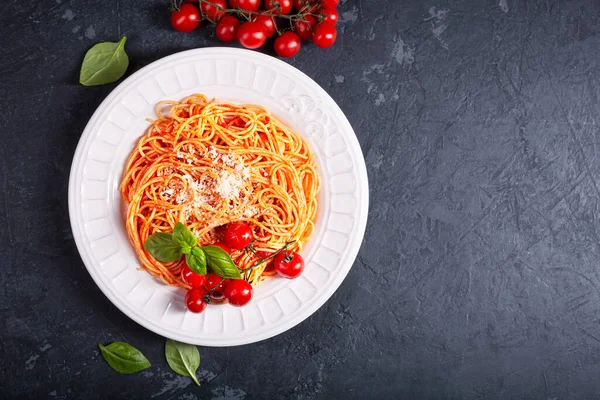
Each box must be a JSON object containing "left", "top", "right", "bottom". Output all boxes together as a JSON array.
[
  {"left": 182, "top": 221, "right": 306, "bottom": 313},
  {"left": 170, "top": 0, "right": 340, "bottom": 58}
]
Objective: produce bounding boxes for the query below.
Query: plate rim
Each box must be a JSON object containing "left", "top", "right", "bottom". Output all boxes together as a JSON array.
[{"left": 68, "top": 47, "right": 369, "bottom": 346}]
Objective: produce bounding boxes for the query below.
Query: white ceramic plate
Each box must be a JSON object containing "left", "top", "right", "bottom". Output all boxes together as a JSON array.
[{"left": 69, "top": 48, "right": 368, "bottom": 346}]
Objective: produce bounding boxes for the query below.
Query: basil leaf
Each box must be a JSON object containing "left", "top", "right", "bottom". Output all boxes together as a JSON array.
[
  {"left": 172, "top": 222, "right": 198, "bottom": 248},
  {"left": 185, "top": 247, "right": 207, "bottom": 275},
  {"left": 165, "top": 339, "right": 201, "bottom": 386},
  {"left": 144, "top": 232, "right": 182, "bottom": 262},
  {"left": 80, "top": 36, "right": 129, "bottom": 86},
  {"left": 98, "top": 342, "right": 151, "bottom": 374},
  {"left": 202, "top": 245, "right": 242, "bottom": 279}
]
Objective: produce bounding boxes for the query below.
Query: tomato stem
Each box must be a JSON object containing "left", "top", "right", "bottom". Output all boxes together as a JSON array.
[{"left": 241, "top": 240, "right": 297, "bottom": 273}]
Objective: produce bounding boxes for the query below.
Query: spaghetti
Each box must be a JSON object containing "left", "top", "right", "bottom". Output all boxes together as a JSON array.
[{"left": 120, "top": 94, "right": 319, "bottom": 288}]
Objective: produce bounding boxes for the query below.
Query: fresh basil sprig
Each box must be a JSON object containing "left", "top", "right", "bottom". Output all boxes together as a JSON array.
[
  {"left": 173, "top": 222, "right": 198, "bottom": 249},
  {"left": 165, "top": 339, "right": 201, "bottom": 386},
  {"left": 186, "top": 247, "right": 207, "bottom": 275},
  {"left": 144, "top": 232, "right": 182, "bottom": 262},
  {"left": 203, "top": 245, "right": 241, "bottom": 279},
  {"left": 98, "top": 342, "right": 151, "bottom": 374},
  {"left": 144, "top": 223, "right": 242, "bottom": 279},
  {"left": 80, "top": 36, "right": 129, "bottom": 86}
]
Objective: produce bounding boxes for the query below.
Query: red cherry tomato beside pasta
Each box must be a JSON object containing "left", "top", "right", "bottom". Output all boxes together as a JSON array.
[
  {"left": 181, "top": 264, "right": 207, "bottom": 287},
  {"left": 237, "top": 22, "right": 268, "bottom": 49},
  {"left": 224, "top": 280, "right": 253, "bottom": 306},
  {"left": 223, "top": 222, "right": 253, "bottom": 249},
  {"left": 200, "top": 0, "right": 227, "bottom": 22},
  {"left": 293, "top": 15, "right": 317, "bottom": 41},
  {"left": 274, "top": 251, "right": 305, "bottom": 279},
  {"left": 185, "top": 288, "right": 208, "bottom": 313},
  {"left": 216, "top": 15, "right": 240, "bottom": 42},
  {"left": 320, "top": 0, "right": 339, "bottom": 8},
  {"left": 274, "top": 32, "right": 301, "bottom": 58},
  {"left": 265, "top": 0, "right": 293, "bottom": 15},
  {"left": 253, "top": 14, "right": 277, "bottom": 37},
  {"left": 312, "top": 22, "right": 337, "bottom": 48},
  {"left": 171, "top": 4, "right": 201, "bottom": 32},
  {"left": 230, "top": 0, "right": 261, "bottom": 12},
  {"left": 321, "top": 7, "right": 339, "bottom": 25},
  {"left": 293, "top": 0, "right": 318, "bottom": 12}
]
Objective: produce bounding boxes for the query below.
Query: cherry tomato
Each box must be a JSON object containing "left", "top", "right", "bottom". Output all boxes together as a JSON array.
[
  {"left": 312, "top": 22, "right": 337, "bottom": 48},
  {"left": 293, "top": 15, "right": 317, "bottom": 41},
  {"left": 321, "top": 7, "right": 338, "bottom": 25},
  {"left": 224, "top": 280, "right": 253, "bottom": 306},
  {"left": 320, "top": 0, "right": 339, "bottom": 8},
  {"left": 274, "top": 31, "right": 301, "bottom": 58},
  {"left": 237, "top": 22, "right": 268, "bottom": 49},
  {"left": 253, "top": 14, "right": 277, "bottom": 38},
  {"left": 256, "top": 250, "right": 271, "bottom": 258},
  {"left": 181, "top": 264, "right": 207, "bottom": 288},
  {"left": 223, "top": 221, "right": 254, "bottom": 249},
  {"left": 265, "top": 0, "right": 293, "bottom": 15},
  {"left": 293, "top": 0, "right": 318, "bottom": 12},
  {"left": 171, "top": 4, "right": 201, "bottom": 32},
  {"left": 230, "top": 0, "right": 260, "bottom": 12},
  {"left": 204, "top": 273, "right": 229, "bottom": 301},
  {"left": 274, "top": 251, "right": 305, "bottom": 279},
  {"left": 185, "top": 287, "right": 208, "bottom": 313},
  {"left": 200, "top": 0, "right": 226, "bottom": 22},
  {"left": 216, "top": 15, "right": 240, "bottom": 42},
  {"left": 212, "top": 241, "right": 232, "bottom": 254}
]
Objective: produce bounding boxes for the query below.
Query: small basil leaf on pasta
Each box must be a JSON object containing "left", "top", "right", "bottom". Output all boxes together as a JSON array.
[
  {"left": 98, "top": 342, "right": 151, "bottom": 374},
  {"left": 202, "top": 245, "right": 242, "bottom": 279},
  {"left": 80, "top": 36, "right": 129, "bottom": 86},
  {"left": 172, "top": 222, "right": 198, "bottom": 248},
  {"left": 186, "top": 247, "right": 207, "bottom": 275},
  {"left": 165, "top": 339, "right": 201, "bottom": 386},
  {"left": 144, "top": 232, "right": 182, "bottom": 262}
]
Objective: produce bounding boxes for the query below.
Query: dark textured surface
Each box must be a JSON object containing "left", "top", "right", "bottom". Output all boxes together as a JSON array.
[{"left": 2, "top": 0, "right": 600, "bottom": 398}]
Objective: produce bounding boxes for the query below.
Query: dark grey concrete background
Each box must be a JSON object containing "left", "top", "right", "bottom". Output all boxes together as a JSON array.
[{"left": 2, "top": 0, "right": 600, "bottom": 398}]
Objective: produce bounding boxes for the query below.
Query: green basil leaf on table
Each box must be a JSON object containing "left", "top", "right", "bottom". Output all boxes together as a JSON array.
[
  {"left": 172, "top": 222, "right": 198, "bottom": 248},
  {"left": 80, "top": 36, "right": 129, "bottom": 86},
  {"left": 98, "top": 342, "right": 151, "bottom": 374},
  {"left": 185, "top": 247, "right": 207, "bottom": 275},
  {"left": 144, "top": 232, "right": 182, "bottom": 262},
  {"left": 165, "top": 339, "right": 201, "bottom": 386},
  {"left": 202, "top": 245, "right": 242, "bottom": 279}
]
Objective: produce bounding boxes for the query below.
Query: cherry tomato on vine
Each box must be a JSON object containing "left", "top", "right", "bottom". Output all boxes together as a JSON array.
[
  {"left": 320, "top": 0, "right": 339, "bottom": 8},
  {"left": 200, "top": 0, "right": 227, "bottom": 22},
  {"left": 204, "top": 273, "right": 229, "bottom": 301},
  {"left": 224, "top": 279, "right": 253, "bottom": 306},
  {"left": 171, "top": 4, "right": 201, "bottom": 32},
  {"left": 274, "top": 251, "right": 305, "bottom": 279},
  {"left": 321, "top": 7, "right": 338, "bottom": 25},
  {"left": 212, "top": 241, "right": 232, "bottom": 254},
  {"left": 181, "top": 263, "right": 208, "bottom": 287},
  {"left": 224, "top": 221, "right": 254, "bottom": 249},
  {"left": 293, "top": 15, "right": 317, "bottom": 41},
  {"left": 293, "top": 0, "right": 318, "bottom": 12},
  {"left": 252, "top": 14, "right": 277, "bottom": 38},
  {"left": 185, "top": 287, "right": 208, "bottom": 313},
  {"left": 274, "top": 31, "right": 301, "bottom": 58},
  {"left": 265, "top": 0, "right": 293, "bottom": 15},
  {"left": 312, "top": 22, "right": 337, "bottom": 48},
  {"left": 230, "top": 0, "right": 261, "bottom": 12},
  {"left": 216, "top": 15, "right": 240, "bottom": 42}
]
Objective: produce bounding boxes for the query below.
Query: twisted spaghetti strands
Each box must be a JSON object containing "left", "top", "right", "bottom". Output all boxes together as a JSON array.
[{"left": 120, "top": 94, "right": 319, "bottom": 288}]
